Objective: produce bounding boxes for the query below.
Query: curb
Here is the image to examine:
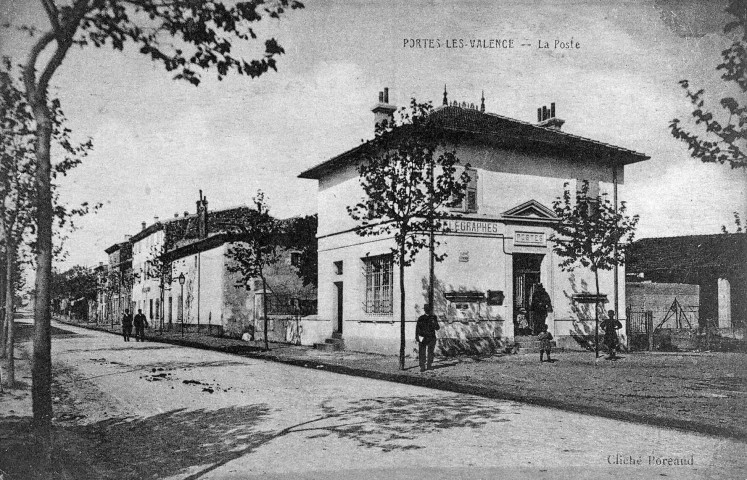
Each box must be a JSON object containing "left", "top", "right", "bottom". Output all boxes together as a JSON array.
[{"left": 57, "top": 318, "right": 747, "bottom": 442}]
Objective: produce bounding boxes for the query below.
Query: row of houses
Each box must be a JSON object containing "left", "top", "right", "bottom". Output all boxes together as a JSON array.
[
  {"left": 95, "top": 195, "right": 317, "bottom": 340},
  {"left": 94, "top": 88, "right": 743, "bottom": 354}
]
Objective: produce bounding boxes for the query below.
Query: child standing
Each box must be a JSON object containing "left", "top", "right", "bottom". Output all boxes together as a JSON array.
[
  {"left": 516, "top": 308, "right": 529, "bottom": 335},
  {"left": 537, "top": 323, "right": 553, "bottom": 362}
]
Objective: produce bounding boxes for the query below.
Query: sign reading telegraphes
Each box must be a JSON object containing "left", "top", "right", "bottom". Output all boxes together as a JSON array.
[
  {"left": 442, "top": 219, "right": 501, "bottom": 235},
  {"left": 514, "top": 231, "right": 545, "bottom": 246}
]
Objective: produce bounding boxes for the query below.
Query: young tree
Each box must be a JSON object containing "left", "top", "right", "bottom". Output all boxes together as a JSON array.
[
  {"left": 224, "top": 192, "right": 280, "bottom": 351},
  {"left": 8, "top": 0, "right": 303, "bottom": 455},
  {"left": 670, "top": 0, "right": 746, "bottom": 170},
  {"left": 347, "top": 99, "right": 470, "bottom": 371},
  {"left": 0, "top": 59, "right": 92, "bottom": 387},
  {"left": 550, "top": 181, "right": 639, "bottom": 357}
]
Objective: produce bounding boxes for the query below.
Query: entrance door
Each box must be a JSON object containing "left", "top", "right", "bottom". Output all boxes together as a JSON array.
[
  {"left": 334, "top": 282, "right": 343, "bottom": 333},
  {"left": 513, "top": 254, "right": 544, "bottom": 333}
]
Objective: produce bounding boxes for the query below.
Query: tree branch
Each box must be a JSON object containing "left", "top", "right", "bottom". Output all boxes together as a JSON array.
[{"left": 40, "top": 0, "right": 62, "bottom": 37}]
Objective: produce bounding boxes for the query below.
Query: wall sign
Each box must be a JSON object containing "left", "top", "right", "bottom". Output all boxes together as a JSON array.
[
  {"left": 515, "top": 231, "right": 545, "bottom": 246},
  {"left": 442, "top": 219, "right": 501, "bottom": 236},
  {"left": 459, "top": 251, "right": 469, "bottom": 262}
]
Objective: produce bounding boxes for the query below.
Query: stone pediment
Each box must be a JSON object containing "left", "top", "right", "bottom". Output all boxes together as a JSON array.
[{"left": 502, "top": 200, "right": 557, "bottom": 223}]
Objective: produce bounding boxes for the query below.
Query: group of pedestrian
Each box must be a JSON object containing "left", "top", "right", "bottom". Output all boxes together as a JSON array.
[
  {"left": 120, "top": 309, "right": 149, "bottom": 342},
  {"left": 416, "top": 292, "right": 623, "bottom": 369}
]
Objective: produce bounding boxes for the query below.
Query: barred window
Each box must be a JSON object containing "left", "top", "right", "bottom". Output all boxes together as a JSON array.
[{"left": 363, "top": 254, "right": 394, "bottom": 315}]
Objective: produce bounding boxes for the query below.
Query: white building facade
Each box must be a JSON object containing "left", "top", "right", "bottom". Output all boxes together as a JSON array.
[{"left": 299, "top": 94, "right": 649, "bottom": 355}]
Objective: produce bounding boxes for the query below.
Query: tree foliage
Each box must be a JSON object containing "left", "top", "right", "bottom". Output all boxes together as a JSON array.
[
  {"left": 224, "top": 191, "right": 280, "bottom": 350},
  {"left": 348, "top": 99, "right": 471, "bottom": 370},
  {"left": 282, "top": 214, "right": 317, "bottom": 287},
  {"left": 50, "top": 265, "right": 99, "bottom": 303},
  {"left": 0, "top": 58, "right": 93, "bottom": 386},
  {"left": 670, "top": 0, "right": 746, "bottom": 169},
  {"left": 550, "top": 181, "right": 639, "bottom": 357},
  {"left": 9, "top": 0, "right": 303, "bottom": 455},
  {"left": 348, "top": 99, "right": 470, "bottom": 266},
  {"left": 550, "top": 182, "right": 639, "bottom": 274}
]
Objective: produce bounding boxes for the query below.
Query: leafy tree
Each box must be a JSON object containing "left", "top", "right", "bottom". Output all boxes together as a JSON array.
[
  {"left": 284, "top": 214, "right": 318, "bottom": 287},
  {"left": 347, "top": 99, "right": 470, "bottom": 370},
  {"left": 224, "top": 191, "right": 280, "bottom": 351},
  {"left": 8, "top": 0, "right": 303, "bottom": 455},
  {"left": 550, "top": 181, "right": 639, "bottom": 357},
  {"left": 670, "top": 0, "right": 746, "bottom": 170},
  {"left": 0, "top": 59, "right": 92, "bottom": 387}
]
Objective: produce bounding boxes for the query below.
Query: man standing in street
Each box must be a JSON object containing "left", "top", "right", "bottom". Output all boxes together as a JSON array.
[
  {"left": 416, "top": 304, "right": 440, "bottom": 372},
  {"left": 121, "top": 309, "right": 133, "bottom": 342},
  {"left": 133, "top": 309, "right": 148, "bottom": 342}
]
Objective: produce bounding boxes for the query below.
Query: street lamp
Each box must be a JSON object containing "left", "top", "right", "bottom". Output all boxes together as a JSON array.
[{"left": 178, "top": 272, "right": 186, "bottom": 336}]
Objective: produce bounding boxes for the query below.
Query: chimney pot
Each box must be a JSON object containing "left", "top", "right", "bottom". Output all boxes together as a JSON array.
[
  {"left": 378, "top": 91, "right": 384, "bottom": 102},
  {"left": 124, "top": 234, "right": 131, "bottom": 241},
  {"left": 174, "top": 213, "right": 179, "bottom": 218},
  {"left": 542, "top": 106, "right": 548, "bottom": 121},
  {"left": 154, "top": 216, "right": 159, "bottom": 223},
  {"left": 383, "top": 87, "right": 389, "bottom": 104},
  {"left": 141, "top": 221, "right": 146, "bottom": 230},
  {"left": 551, "top": 102, "right": 556, "bottom": 118},
  {"left": 537, "top": 108, "right": 542, "bottom": 122},
  {"left": 184, "top": 211, "right": 189, "bottom": 217}
]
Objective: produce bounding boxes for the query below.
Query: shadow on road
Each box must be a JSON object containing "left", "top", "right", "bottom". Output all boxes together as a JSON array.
[
  {"left": 1, "top": 394, "right": 510, "bottom": 479},
  {"left": 1, "top": 405, "right": 273, "bottom": 480}
]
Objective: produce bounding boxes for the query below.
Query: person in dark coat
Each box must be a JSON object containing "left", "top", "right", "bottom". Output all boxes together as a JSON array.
[
  {"left": 415, "top": 304, "right": 440, "bottom": 372},
  {"left": 530, "top": 283, "right": 553, "bottom": 335},
  {"left": 121, "top": 309, "right": 133, "bottom": 342},
  {"left": 601, "top": 309, "right": 623, "bottom": 358},
  {"left": 537, "top": 323, "right": 553, "bottom": 362},
  {"left": 133, "top": 309, "right": 148, "bottom": 342}
]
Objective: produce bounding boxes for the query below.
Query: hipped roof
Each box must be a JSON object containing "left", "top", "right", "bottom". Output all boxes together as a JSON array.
[{"left": 299, "top": 105, "right": 649, "bottom": 180}]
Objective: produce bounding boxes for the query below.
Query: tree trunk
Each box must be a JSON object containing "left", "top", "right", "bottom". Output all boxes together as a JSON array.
[
  {"left": 0, "top": 260, "right": 6, "bottom": 359},
  {"left": 31, "top": 97, "right": 54, "bottom": 463},
  {"left": 4, "top": 245, "right": 15, "bottom": 387},
  {"left": 261, "top": 273, "right": 269, "bottom": 351},
  {"left": 399, "top": 242, "right": 406, "bottom": 371},
  {"left": 594, "top": 269, "right": 600, "bottom": 358}
]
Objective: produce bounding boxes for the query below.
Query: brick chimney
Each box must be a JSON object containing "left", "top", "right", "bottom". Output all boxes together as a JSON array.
[
  {"left": 536, "top": 102, "right": 565, "bottom": 130},
  {"left": 371, "top": 87, "right": 396, "bottom": 131},
  {"left": 196, "top": 190, "right": 209, "bottom": 239}
]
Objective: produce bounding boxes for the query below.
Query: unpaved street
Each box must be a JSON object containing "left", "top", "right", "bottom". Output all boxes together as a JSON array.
[{"left": 7, "top": 320, "right": 746, "bottom": 479}]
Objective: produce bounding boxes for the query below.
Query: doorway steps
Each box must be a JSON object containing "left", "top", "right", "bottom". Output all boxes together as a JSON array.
[
  {"left": 514, "top": 335, "right": 557, "bottom": 354},
  {"left": 314, "top": 331, "right": 345, "bottom": 352}
]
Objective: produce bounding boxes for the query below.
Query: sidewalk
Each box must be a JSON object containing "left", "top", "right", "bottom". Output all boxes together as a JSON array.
[{"left": 59, "top": 318, "right": 747, "bottom": 441}]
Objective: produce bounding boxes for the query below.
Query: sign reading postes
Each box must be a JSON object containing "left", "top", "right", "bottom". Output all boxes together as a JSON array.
[{"left": 515, "top": 231, "right": 545, "bottom": 246}]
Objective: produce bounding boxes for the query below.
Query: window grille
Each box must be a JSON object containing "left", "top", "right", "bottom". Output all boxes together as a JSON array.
[{"left": 363, "top": 254, "right": 393, "bottom": 315}]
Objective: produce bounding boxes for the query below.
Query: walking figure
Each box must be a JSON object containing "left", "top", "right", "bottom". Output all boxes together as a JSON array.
[
  {"left": 538, "top": 323, "right": 553, "bottom": 362},
  {"left": 121, "top": 309, "right": 133, "bottom": 342},
  {"left": 601, "top": 310, "right": 623, "bottom": 358},
  {"left": 415, "top": 304, "right": 440, "bottom": 372},
  {"left": 133, "top": 309, "right": 148, "bottom": 342}
]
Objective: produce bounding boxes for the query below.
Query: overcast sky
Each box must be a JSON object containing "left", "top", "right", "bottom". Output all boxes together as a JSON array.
[{"left": 1, "top": 0, "right": 745, "bottom": 270}]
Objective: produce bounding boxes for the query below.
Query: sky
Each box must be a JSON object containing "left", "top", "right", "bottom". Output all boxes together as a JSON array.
[{"left": 1, "top": 0, "right": 745, "bottom": 270}]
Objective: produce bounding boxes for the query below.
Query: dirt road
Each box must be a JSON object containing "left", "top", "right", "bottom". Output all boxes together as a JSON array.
[{"left": 3, "top": 320, "right": 745, "bottom": 479}]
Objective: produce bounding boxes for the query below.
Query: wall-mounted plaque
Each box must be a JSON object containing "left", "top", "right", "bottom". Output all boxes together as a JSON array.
[{"left": 515, "top": 231, "right": 545, "bottom": 246}]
